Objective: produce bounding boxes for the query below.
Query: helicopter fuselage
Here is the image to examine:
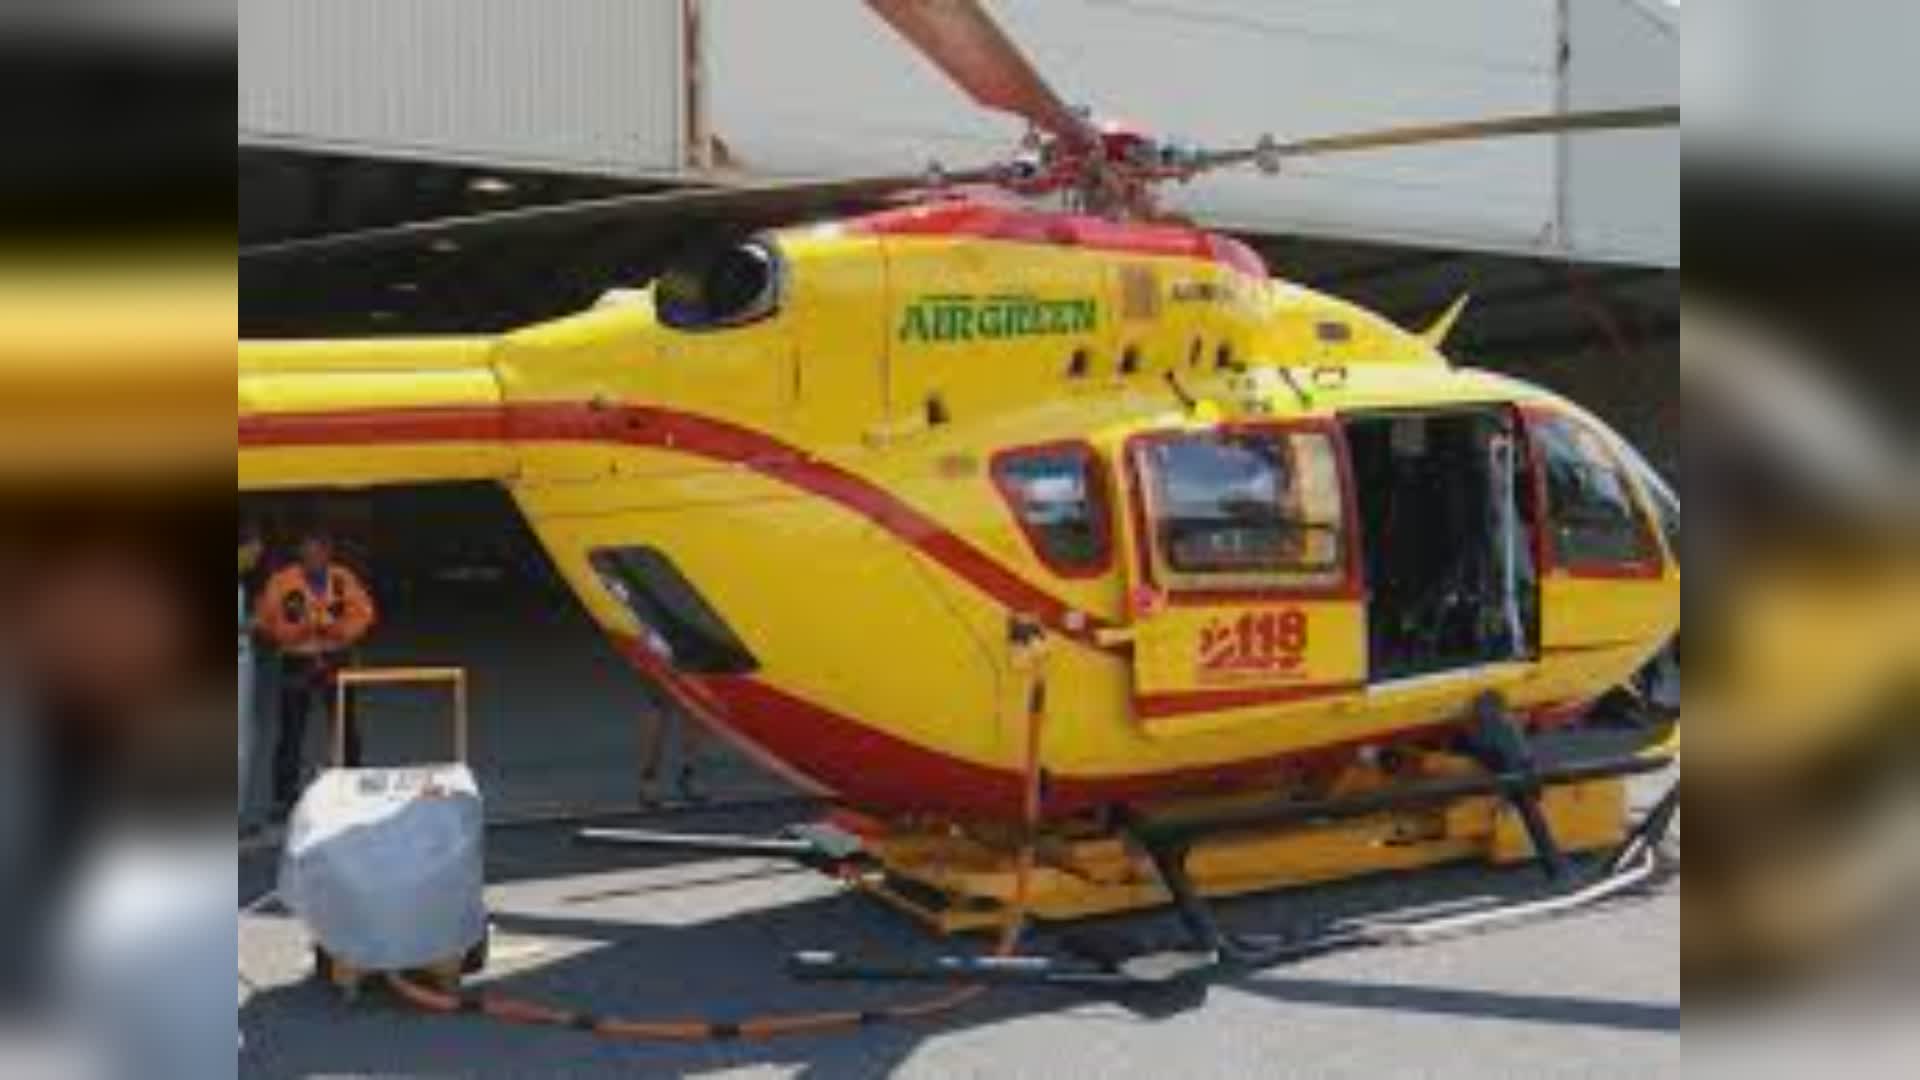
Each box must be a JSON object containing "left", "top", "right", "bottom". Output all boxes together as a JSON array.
[{"left": 240, "top": 202, "right": 1679, "bottom": 821}]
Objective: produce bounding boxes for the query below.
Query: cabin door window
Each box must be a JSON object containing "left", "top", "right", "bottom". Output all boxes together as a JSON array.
[
  {"left": 1121, "top": 423, "right": 1367, "bottom": 737},
  {"left": 1136, "top": 429, "right": 1349, "bottom": 592}
]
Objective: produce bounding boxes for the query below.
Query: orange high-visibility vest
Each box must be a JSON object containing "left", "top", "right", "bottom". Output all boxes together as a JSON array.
[{"left": 255, "top": 563, "right": 376, "bottom": 655}]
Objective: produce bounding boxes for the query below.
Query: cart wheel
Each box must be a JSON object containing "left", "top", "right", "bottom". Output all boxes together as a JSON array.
[
  {"left": 410, "top": 956, "right": 465, "bottom": 993},
  {"left": 462, "top": 930, "right": 490, "bottom": 975},
  {"left": 316, "top": 948, "right": 366, "bottom": 1002}
]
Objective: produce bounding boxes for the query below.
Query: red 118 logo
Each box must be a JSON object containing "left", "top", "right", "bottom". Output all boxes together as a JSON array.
[{"left": 1197, "top": 609, "right": 1308, "bottom": 684}]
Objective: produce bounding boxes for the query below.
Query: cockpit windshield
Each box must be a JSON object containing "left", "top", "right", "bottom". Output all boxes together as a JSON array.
[
  {"left": 655, "top": 237, "right": 784, "bottom": 331},
  {"left": 1616, "top": 438, "right": 1680, "bottom": 562}
]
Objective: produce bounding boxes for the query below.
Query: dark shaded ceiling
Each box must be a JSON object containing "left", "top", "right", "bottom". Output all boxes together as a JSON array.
[{"left": 241, "top": 146, "right": 1677, "bottom": 352}]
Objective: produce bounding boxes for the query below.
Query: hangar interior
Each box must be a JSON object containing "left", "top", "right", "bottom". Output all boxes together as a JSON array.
[
  {"left": 239, "top": 1, "right": 1676, "bottom": 823},
  {"left": 239, "top": 484, "right": 794, "bottom": 822}
]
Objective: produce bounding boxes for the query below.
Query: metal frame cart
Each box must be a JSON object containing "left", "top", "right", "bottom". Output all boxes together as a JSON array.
[{"left": 311, "top": 666, "right": 489, "bottom": 1001}]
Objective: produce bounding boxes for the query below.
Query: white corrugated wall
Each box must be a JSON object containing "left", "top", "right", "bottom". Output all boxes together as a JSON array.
[
  {"left": 239, "top": 0, "right": 686, "bottom": 175},
  {"left": 1565, "top": 0, "right": 1680, "bottom": 265},
  {"left": 238, "top": 1, "right": 1677, "bottom": 265}
]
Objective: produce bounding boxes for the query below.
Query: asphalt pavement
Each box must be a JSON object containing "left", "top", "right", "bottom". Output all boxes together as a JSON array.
[{"left": 239, "top": 772, "right": 1679, "bottom": 1079}]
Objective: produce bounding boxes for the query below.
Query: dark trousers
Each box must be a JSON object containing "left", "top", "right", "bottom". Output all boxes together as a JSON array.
[{"left": 272, "top": 652, "right": 362, "bottom": 807}]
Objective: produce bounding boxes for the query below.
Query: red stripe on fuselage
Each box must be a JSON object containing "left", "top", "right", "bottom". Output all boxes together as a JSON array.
[
  {"left": 689, "top": 665, "right": 1598, "bottom": 820},
  {"left": 689, "top": 666, "right": 1465, "bottom": 820},
  {"left": 608, "top": 636, "right": 829, "bottom": 797},
  {"left": 670, "top": 650, "right": 1600, "bottom": 819},
  {"left": 1136, "top": 681, "right": 1363, "bottom": 720},
  {"left": 242, "top": 403, "right": 1616, "bottom": 821},
  {"left": 507, "top": 402, "right": 1118, "bottom": 646},
  {"left": 239, "top": 405, "right": 505, "bottom": 447},
  {"left": 240, "top": 401, "right": 1117, "bottom": 648}
]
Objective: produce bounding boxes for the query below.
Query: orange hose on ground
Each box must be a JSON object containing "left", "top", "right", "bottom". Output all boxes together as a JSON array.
[{"left": 386, "top": 661, "right": 1051, "bottom": 1043}]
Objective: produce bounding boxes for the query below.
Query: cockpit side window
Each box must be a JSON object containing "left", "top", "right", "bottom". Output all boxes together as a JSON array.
[
  {"left": 655, "top": 238, "right": 784, "bottom": 331},
  {"left": 991, "top": 442, "right": 1112, "bottom": 578},
  {"left": 1530, "top": 412, "right": 1664, "bottom": 574},
  {"left": 1614, "top": 437, "right": 1680, "bottom": 566}
]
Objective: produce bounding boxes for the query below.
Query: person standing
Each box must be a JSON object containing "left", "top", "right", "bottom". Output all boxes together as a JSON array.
[
  {"left": 238, "top": 525, "right": 258, "bottom": 818},
  {"left": 255, "top": 531, "right": 376, "bottom": 819},
  {"left": 636, "top": 689, "right": 709, "bottom": 806}
]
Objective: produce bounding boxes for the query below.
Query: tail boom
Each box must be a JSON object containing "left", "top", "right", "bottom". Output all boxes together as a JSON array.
[{"left": 239, "top": 337, "right": 515, "bottom": 491}]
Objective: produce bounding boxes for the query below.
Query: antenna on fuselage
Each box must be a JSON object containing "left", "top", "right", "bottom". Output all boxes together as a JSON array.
[
  {"left": 1164, "top": 370, "right": 1198, "bottom": 411},
  {"left": 1419, "top": 293, "right": 1473, "bottom": 350}
]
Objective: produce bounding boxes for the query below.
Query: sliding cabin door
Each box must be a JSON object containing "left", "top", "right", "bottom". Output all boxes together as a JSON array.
[{"left": 1120, "top": 421, "right": 1368, "bottom": 737}]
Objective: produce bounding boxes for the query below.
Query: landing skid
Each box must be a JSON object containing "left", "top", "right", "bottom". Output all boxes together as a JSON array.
[
  {"left": 800, "top": 696, "right": 1676, "bottom": 989},
  {"left": 791, "top": 792, "right": 1676, "bottom": 993},
  {"left": 581, "top": 698, "right": 1678, "bottom": 992},
  {"left": 847, "top": 768, "right": 1630, "bottom": 937}
]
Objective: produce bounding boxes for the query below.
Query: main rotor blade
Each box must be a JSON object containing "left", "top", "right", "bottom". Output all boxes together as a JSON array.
[
  {"left": 866, "top": 0, "right": 1091, "bottom": 145},
  {"left": 1203, "top": 105, "right": 1681, "bottom": 172},
  {"left": 242, "top": 170, "right": 997, "bottom": 263}
]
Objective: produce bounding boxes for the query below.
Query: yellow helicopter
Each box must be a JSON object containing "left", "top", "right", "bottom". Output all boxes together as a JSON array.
[{"left": 241, "top": 0, "right": 1679, "bottom": 938}]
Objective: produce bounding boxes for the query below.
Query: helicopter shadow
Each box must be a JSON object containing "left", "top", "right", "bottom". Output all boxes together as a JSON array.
[
  {"left": 239, "top": 806, "right": 1675, "bottom": 1078},
  {"left": 243, "top": 881, "right": 1090, "bottom": 1075},
  {"left": 241, "top": 807, "right": 1105, "bottom": 1078}
]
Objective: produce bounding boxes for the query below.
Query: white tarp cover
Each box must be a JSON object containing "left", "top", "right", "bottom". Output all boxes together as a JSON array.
[{"left": 278, "top": 765, "right": 485, "bottom": 971}]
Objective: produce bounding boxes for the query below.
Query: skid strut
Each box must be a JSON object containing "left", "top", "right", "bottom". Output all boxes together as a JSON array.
[
  {"left": 574, "top": 822, "right": 867, "bottom": 872},
  {"left": 1459, "top": 693, "right": 1570, "bottom": 880}
]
